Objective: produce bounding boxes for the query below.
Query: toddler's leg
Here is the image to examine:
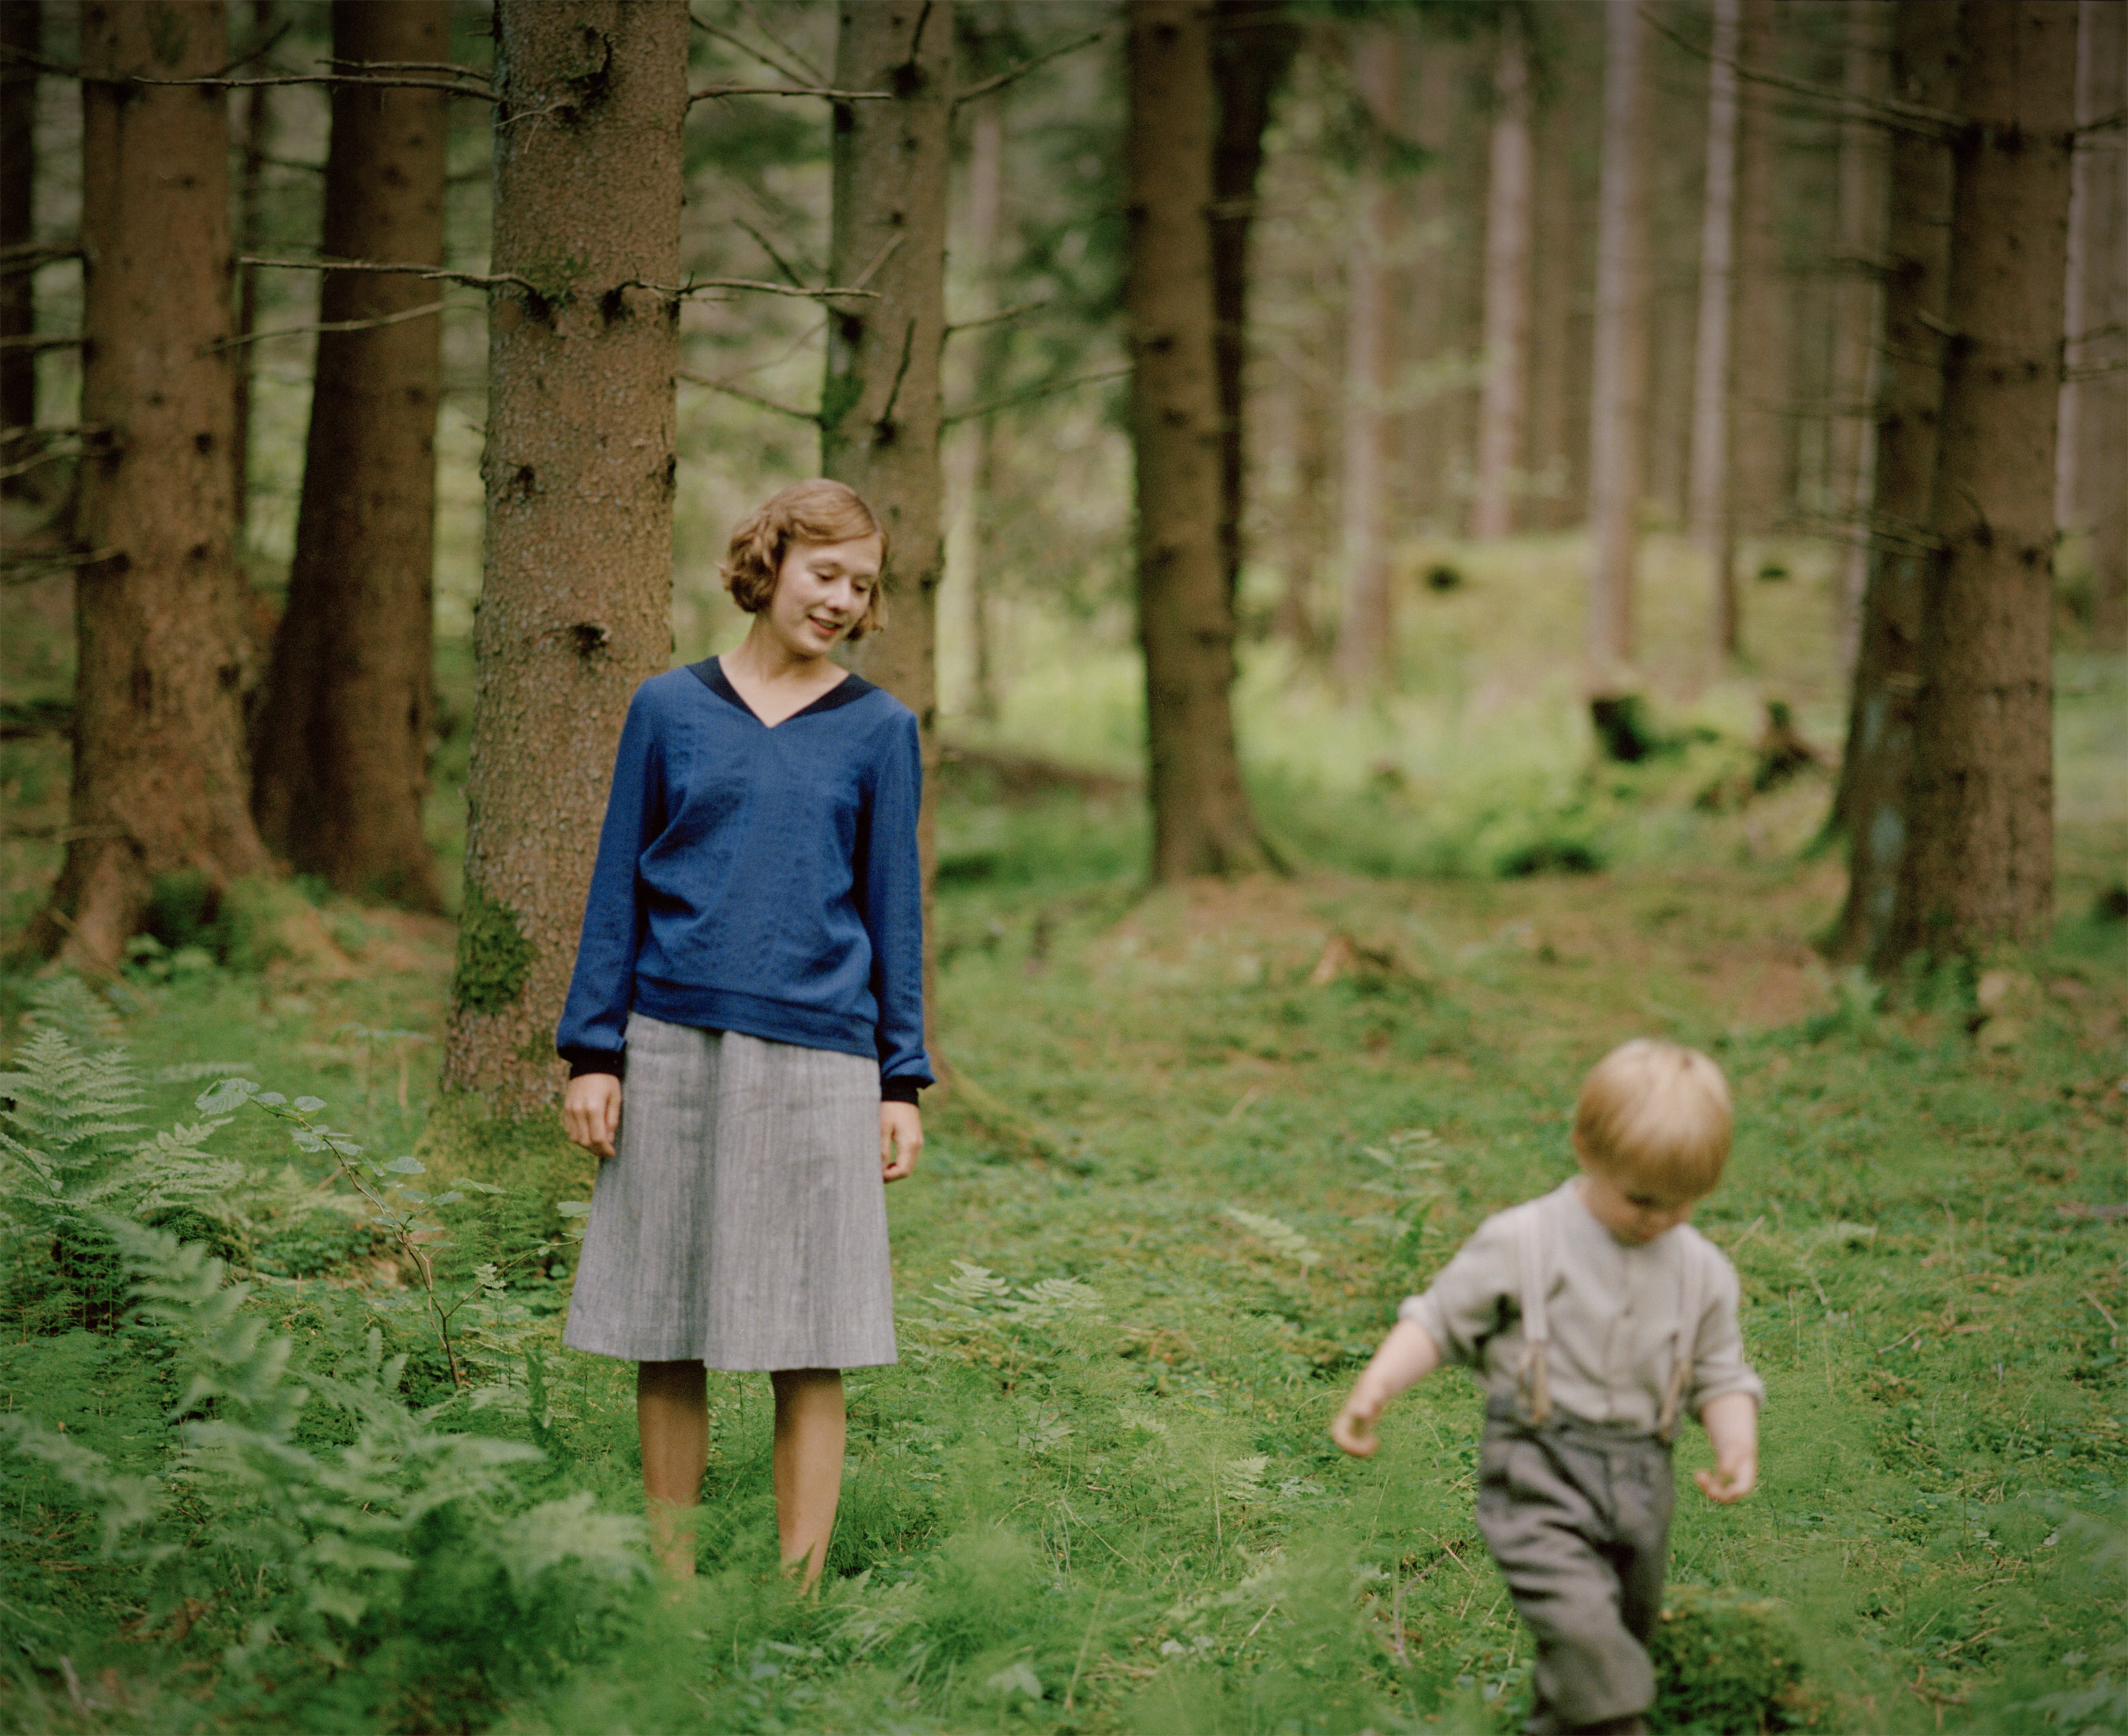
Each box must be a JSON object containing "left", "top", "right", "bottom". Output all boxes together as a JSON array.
[{"left": 1476, "top": 1428, "right": 1660, "bottom": 1735}]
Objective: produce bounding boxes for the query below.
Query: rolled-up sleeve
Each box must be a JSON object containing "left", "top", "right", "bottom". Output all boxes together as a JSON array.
[
  {"left": 1687, "top": 1257, "right": 1766, "bottom": 1416},
  {"left": 1398, "top": 1213, "right": 1519, "bottom": 1370}
]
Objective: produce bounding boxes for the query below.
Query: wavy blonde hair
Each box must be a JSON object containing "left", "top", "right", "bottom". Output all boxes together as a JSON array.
[
  {"left": 1572, "top": 1038, "right": 1733, "bottom": 1197},
  {"left": 720, "top": 479, "right": 889, "bottom": 641}
]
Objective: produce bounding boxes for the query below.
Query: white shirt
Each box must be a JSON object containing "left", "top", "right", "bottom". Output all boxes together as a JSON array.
[{"left": 1399, "top": 1179, "right": 1765, "bottom": 1431}]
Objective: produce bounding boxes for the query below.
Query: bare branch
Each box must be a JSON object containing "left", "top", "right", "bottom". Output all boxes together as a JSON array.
[
  {"left": 324, "top": 57, "right": 490, "bottom": 80},
  {"left": 1638, "top": 8, "right": 1957, "bottom": 138},
  {"left": 689, "top": 13, "right": 819, "bottom": 89},
  {"left": 2080, "top": 106, "right": 2128, "bottom": 138},
  {"left": 846, "top": 231, "right": 905, "bottom": 294},
  {"left": 0, "top": 333, "right": 82, "bottom": 353},
  {"left": 688, "top": 82, "right": 889, "bottom": 105},
  {"left": 0, "top": 545, "right": 121, "bottom": 579},
  {"left": 734, "top": 219, "right": 808, "bottom": 289},
  {"left": 0, "top": 43, "right": 82, "bottom": 77},
  {"left": 677, "top": 367, "right": 817, "bottom": 422},
  {"left": 734, "top": 0, "right": 828, "bottom": 83},
  {"left": 945, "top": 298, "right": 1050, "bottom": 339},
  {"left": 653, "top": 276, "right": 882, "bottom": 302},
  {"left": 240, "top": 254, "right": 538, "bottom": 294},
  {"left": 202, "top": 299, "right": 459, "bottom": 354},
  {"left": 954, "top": 26, "right": 1115, "bottom": 108},
  {"left": 942, "top": 364, "right": 1131, "bottom": 427},
  {"left": 134, "top": 72, "right": 497, "bottom": 100},
  {"left": 0, "top": 240, "right": 80, "bottom": 278}
]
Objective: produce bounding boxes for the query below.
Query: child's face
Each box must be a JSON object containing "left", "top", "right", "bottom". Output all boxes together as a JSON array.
[{"left": 1575, "top": 1163, "right": 1705, "bottom": 1246}]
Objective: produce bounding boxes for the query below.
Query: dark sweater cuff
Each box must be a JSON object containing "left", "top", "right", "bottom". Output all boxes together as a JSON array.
[
  {"left": 562, "top": 1046, "right": 625, "bottom": 1081},
  {"left": 881, "top": 1077, "right": 923, "bottom": 1105}
]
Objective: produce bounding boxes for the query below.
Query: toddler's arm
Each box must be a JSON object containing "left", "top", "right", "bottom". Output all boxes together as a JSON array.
[
  {"left": 1331, "top": 1319, "right": 1441, "bottom": 1457},
  {"left": 1695, "top": 1391, "right": 1758, "bottom": 1502}
]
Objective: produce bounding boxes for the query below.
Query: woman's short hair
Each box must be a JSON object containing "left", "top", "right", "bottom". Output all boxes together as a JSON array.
[
  {"left": 720, "top": 479, "right": 890, "bottom": 641},
  {"left": 1573, "top": 1038, "right": 1733, "bottom": 1197}
]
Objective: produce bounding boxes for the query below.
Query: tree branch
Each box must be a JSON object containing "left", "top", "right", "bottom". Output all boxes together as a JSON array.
[
  {"left": 0, "top": 333, "right": 82, "bottom": 353},
  {"left": 945, "top": 298, "right": 1049, "bottom": 339},
  {"left": 677, "top": 367, "right": 818, "bottom": 422},
  {"left": 954, "top": 26, "right": 1115, "bottom": 108},
  {"left": 942, "top": 364, "right": 1131, "bottom": 426},
  {"left": 324, "top": 57, "right": 490, "bottom": 80},
  {"left": 0, "top": 43, "right": 82, "bottom": 78},
  {"left": 1638, "top": 8, "right": 1957, "bottom": 138},
  {"left": 688, "top": 14, "right": 820, "bottom": 89},
  {"left": 240, "top": 254, "right": 537, "bottom": 294},
  {"left": 135, "top": 71, "right": 497, "bottom": 100},
  {"left": 648, "top": 276, "right": 881, "bottom": 302},
  {"left": 734, "top": 219, "right": 808, "bottom": 288},
  {"left": 202, "top": 299, "right": 458, "bottom": 353},
  {"left": 0, "top": 240, "right": 79, "bottom": 276},
  {"left": 688, "top": 82, "right": 889, "bottom": 105}
]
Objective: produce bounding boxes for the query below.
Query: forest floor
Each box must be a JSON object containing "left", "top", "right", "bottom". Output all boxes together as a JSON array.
[{"left": 3, "top": 731, "right": 2127, "bottom": 1733}]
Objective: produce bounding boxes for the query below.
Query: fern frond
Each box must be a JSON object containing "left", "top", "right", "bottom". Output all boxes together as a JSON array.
[
  {"left": 0, "top": 1412, "right": 162, "bottom": 1552},
  {"left": 1224, "top": 1206, "right": 1322, "bottom": 1271},
  {"left": 23, "top": 975, "right": 125, "bottom": 1048}
]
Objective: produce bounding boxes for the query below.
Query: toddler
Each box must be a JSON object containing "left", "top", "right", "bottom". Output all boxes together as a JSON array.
[{"left": 1332, "top": 1039, "right": 1763, "bottom": 1736}]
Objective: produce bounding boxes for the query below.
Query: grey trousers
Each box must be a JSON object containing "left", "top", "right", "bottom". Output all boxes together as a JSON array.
[{"left": 1473, "top": 1405, "right": 1675, "bottom": 1736}]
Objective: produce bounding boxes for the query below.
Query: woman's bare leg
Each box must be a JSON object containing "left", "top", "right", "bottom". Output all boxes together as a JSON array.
[
  {"left": 770, "top": 1367, "right": 844, "bottom": 1590},
  {"left": 638, "top": 1359, "right": 708, "bottom": 1577}
]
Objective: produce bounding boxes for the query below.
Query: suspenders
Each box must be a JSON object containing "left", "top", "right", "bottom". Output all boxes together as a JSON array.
[{"left": 1514, "top": 1195, "right": 1706, "bottom": 1444}]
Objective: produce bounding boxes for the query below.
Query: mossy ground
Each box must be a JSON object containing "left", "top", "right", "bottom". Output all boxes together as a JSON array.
[{"left": 2, "top": 531, "right": 2125, "bottom": 1731}]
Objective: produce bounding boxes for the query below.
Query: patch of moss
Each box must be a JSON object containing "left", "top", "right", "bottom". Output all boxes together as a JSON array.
[
  {"left": 451, "top": 883, "right": 533, "bottom": 1015},
  {"left": 1652, "top": 1583, "right": 1816, "bottom": 1734}
]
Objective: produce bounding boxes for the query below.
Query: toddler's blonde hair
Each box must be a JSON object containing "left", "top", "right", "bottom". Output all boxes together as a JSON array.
[{"left": 1572, "top": 1038, "right": 1732, "bottom": 1197}]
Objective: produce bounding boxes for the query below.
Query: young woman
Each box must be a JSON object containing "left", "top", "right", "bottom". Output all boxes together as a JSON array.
[{"left": 556, "top": 479, "right": 929, "bottom": 1586}]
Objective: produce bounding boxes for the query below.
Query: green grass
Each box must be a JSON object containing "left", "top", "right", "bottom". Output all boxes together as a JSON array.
[{"left": 2, "top": 530, "right": 2126, "bottom": 1731}]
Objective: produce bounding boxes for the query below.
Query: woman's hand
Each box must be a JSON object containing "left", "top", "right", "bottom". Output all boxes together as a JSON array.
[
  {"left": 880, "top": 1102, "right": 922, "bottom": 1182},
  {"left": 563, "top": 1073, "right": 622, "bottom": 1160}
]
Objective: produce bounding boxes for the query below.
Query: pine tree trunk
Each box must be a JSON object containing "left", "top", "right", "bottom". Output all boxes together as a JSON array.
[
  {"left": 1723, "top": 0, "right": 1783, "bottom": 653},
  {"left": 1586, "top": 0, "right": 1650, "bottom": 682},
  {"left": 1526, "top": 15, "right": 1596, "bottom": 536},
  {"left": 1, "top": 0, "right": 39, "bottom": 494},
  {"left": 822, "top": 0, "right": 950, "bottom": 1049},
  {"left": 441, "top": 0, "right": 685, "bottom": 1110},
  {"left": 1827, "top": 0, "right": 1959, "bottom": 965},
  {"left": 1831, "top": 1, "right": 1893, "bottom": 669},
  {"left": 1880, "top": 0, "right": 2076, "bottom": 970},
  {"left": 1333, "top": 23, "right": 1401, "bottom": 693},
  {"left": 1470, "top": 8, "right": 1533, "bottom": 542},
  {"left": 1687, "top": 0, "right": 1742, "bottom": 649},
  {"left": 31, "top": 0, "right": 272, "bottom": 970},
  {"left": 2095, "top": 11, "right": 2128, "bottom": 651},
  {"left": 2061, "top": 0, "right": 2127, "bottom": 649},
  {"left": 1211, "top": 0, "right": 1295, "bottom": 607},
  {"left": 1127, "top": 0, "right": 1267, "bottom": 880},
  {"left": 249, "top": 0, "right": 447, "bottom": 913},
  {"left": 947, "top": 90, "right": 1006, "bottom": 724},
  {"left": 231, "top": 0, "right": 272, "bottom": 534}
]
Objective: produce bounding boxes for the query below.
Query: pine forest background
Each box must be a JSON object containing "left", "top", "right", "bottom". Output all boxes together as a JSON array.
[{"left": 2, "top": 2, "right": 2128, "bottom": 1732}]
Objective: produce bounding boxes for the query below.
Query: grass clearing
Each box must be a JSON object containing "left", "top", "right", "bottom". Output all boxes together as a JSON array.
[{"left": 2, "top": 531, "right": 2126, "bottom": 1731}]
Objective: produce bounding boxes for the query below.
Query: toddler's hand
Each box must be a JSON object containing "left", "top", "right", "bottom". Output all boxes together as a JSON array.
[
  {"left": 1694, "top": 1451, "right": 1757, "bottom": 1502},
  {"left": 1330, "top": 1393, "right": 1384, "bottom": 1458}
]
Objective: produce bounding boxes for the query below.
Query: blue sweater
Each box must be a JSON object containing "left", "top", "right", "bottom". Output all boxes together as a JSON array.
[{"left": 555, "top": 658, "right": 932, "bottom": 1099}]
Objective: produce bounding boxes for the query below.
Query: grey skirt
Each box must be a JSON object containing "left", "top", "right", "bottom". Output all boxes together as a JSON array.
[{"left": 562, "top": 1015, "right": 897, "bottom": 1370}]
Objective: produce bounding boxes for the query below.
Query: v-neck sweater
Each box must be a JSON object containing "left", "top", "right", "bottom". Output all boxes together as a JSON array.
[{"left": 555, "top": 658, "right": 932, "bottom": 1098}]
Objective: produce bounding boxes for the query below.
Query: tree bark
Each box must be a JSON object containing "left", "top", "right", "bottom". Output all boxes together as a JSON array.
[
  {"left": 249, "top": 0, "right": 447, "bottom": 914},
  {"left": 1831, "top": 1, "right": 1893, "bottom": 670},
  {"left": 1469, "top": 7, "right": 1533, "bottom": 542},
  {"left": 2097, "top": 11, "right": 2128, "bottom": 650},
  {"left": 822, "top": 0, "right": 950, "bottom": 1050},
  {"left": 1333, "top": 23, "right": 1402, "bottom": 693},
  {"left": 1687, "top": 0, "right": 1742, "bottom": 653},
  {"left": 1585, "top": 0, "right": 1650, "bottom": 683},
  {"left": 946, "top": 88, "right": 1007, "bottom": 723},
  {"left": 1211, "top": 0, "right": 1296, "bottom": 607},
  {"left": 1127, "top": 0, "right": 1267, "bottom": 880},
  {"left": 1828, "top": 0, "right": 1960, "bottom": 966},
  {"left": 2060, "top": 0, "right": 2128, "bottom": 649},
  {"left": 1879, "top": 0, "right": 2076, "bottom": 971},
  {"left": 441, "top": 0, "right": 685, "bottom": 1111},
  {"left": 29, "top": 0, "right": 272, "bottom": 970},
  {"left": 1722, "top": 0, "right": 1784, "bottom": 655},
  {"left": 1, "top": 0, "right": 36, "bottom": 492},
  {"left": 231, "top": 0, "right": 273, "bottom": 535}
]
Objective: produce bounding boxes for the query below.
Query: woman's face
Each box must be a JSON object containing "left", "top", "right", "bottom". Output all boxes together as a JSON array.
[{"left": 763, "top": 535, "right": 883, "bottom": 662}]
